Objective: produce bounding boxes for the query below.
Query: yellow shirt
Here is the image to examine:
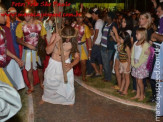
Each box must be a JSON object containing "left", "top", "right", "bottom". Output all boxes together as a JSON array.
[{"left": 81, "top": 25, "right": 91, "bottom": 42}]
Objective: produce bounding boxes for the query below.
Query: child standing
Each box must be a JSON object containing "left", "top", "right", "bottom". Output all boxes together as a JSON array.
[
  {"left": 112, "top": 16, "right": 133, "bottom": 90},
  {"left": 131, "top": 28, "right": 150, "bottom": 101},
  {"left": 118, "top": 32, "right": 132, "bottom": 95}
]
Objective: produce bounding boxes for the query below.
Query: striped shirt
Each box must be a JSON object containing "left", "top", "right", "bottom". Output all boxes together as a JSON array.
[
  {"left": 101, "top": 24, "right": 111, "bottom": 48},
  {"left": 119, "top": 44, "right": 128, "bottom": 62}
]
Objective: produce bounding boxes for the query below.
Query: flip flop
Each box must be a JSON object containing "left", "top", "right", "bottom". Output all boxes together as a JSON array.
[
  {"left": 117, "top": 90, "right": 121, "bottom": 93},
  {"left": 120, "top": 92, "right": 128, "bottom": 96},
  {"left": 95, "top": 73, "right": 102, "bottom": 77}
]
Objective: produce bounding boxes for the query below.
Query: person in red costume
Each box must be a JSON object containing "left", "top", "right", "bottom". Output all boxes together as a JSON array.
[
  {"left": 0, "top": 3, "right": 23, "bottom": 87},
  {"left": 16, "top": 7, "right": 47, "bottom": 94}
]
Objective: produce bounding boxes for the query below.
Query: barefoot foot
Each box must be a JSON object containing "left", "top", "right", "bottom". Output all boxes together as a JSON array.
[
  {"left": 40, "top": 83, "right": 44, "bottom": 89},
  {"left": 120, "top": 92, "right": 128, "bottom": 96},
  {"left": 138, "top": 96, "right": 145, "bottom": 101},
  {"left": 39, "top": 100, "right": 45, "bottom": 105},
  {"left": 82, "top": 77, "right": 87, "bottom": 82},
  {"left": 131, "top": 90, "right": 136, "bottom": 93},
  {"left": 138, "top": 98, "right": 144, "bottom": 102},
  {"left": 26, "top": 89, "right": 34, "bottom": 95},
  {"left": 131, "top": 96, "right": 140, "bottom": 100}
]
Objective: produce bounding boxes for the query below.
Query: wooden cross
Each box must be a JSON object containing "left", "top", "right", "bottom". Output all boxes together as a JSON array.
[{"left": 54, "top": 0, "right": 68, "bottom": 84}]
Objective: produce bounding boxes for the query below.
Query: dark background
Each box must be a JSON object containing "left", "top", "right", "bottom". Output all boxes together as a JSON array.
[{"left": 1, "top": 0, "right": 159, "bottom": 12}]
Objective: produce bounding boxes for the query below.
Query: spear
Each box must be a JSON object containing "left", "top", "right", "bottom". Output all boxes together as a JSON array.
[{"left": 54, "top": 0, "right": 68, "bottom": 84}]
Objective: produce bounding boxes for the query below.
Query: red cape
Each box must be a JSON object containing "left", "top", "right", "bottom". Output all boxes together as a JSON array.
[{"left": 2, "top": 26, "right": 16, "bottom": 65}]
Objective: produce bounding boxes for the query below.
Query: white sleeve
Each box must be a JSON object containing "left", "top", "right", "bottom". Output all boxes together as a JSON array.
[{"left": 95, "top": 21, "right": 102, "bottom": 30}]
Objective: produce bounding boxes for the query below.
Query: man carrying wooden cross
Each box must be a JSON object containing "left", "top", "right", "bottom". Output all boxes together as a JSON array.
[{"left": 40, "top": 25, "right": 80, "bottom": 105}]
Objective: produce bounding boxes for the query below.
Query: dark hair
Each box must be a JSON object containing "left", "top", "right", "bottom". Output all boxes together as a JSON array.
[
  {"left": 61, "top": 26, "right": 79, "bottom": 55},
  {"left": 121, "top": 16, "right": 133, "bottom": 31},
  {"left": 157, "top": 2, "right": 163, "bottom": 10},
  {"left": 119, "top": 31, "right": 132, "bottom": 51},
  {"left": 107, "top": 11, "right": 115, "bottom": 20},
  {"left": 90, "top": 8, "right": 101, "bottom": 16}
]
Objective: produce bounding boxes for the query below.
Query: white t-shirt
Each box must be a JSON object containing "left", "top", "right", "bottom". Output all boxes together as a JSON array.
[
  {"left": 134, "top": 41, "right": 142, "bottom": 60},
  {"left": 94, "top": 19, "right": 104, "bottom": 45}
]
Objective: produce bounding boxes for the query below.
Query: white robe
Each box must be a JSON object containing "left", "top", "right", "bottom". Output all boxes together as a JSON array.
[
  {"left": 0, "top": 81, "right": 22, "bottom": 122},
  {"left": 42, "top": 58, "right": 75, "bottom": 105},
  {"left": 6, "top": 59, "right": 25, "bottom": 90}
]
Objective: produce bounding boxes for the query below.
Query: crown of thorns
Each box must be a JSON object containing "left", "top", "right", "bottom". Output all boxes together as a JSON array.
[{"left": 60, "top": 28, "right": 78, "bottom": 39}]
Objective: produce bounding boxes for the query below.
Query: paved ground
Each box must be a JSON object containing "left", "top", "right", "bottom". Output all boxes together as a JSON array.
[{"left": 33, "top": 82, "right": 158, "bottom": 122}]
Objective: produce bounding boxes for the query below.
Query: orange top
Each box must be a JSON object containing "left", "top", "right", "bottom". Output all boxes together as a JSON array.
[{"left": 6, "top": 16, "right": 21, "bottom": 28}]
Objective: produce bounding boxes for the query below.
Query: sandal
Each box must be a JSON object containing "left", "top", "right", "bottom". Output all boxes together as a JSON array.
[
  {"left": 114, "top": 85, "right": 120, "bottom": 90},
  {"left": 120, "top": 92, "right": 128, "bottom": 96},
  {"left": 117, "top": 90, "right": 121, "bottom": 93},
  {"left": 95, "top": 73, "right": 101, "bottom": 77}
]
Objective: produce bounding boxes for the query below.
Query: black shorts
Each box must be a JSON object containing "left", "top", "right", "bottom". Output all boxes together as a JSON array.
[{"left": 90, "top": 45, "right": 102, "bottom": 64}]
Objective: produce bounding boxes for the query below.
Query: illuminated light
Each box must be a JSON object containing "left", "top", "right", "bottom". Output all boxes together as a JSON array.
[{"left": 25, "top": 8, "right": 32, "bottom": 14}]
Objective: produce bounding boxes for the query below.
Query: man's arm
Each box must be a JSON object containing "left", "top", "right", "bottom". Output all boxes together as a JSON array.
[
  {"left": 16, "top": 38, "right": 36, "bottom": 50},
  {"left": 92, "top": 29, "right": 99, "bottom": 45},
  {"left": 6, "top": 49, "right": 23, "bottom": 67},
  {"left": 151, "top": 32, "right": 163, "bottom": 42},
  {"left": 65, "top": 52, "right": 80, "bottom": 72},
  {"left": 46, "top": 33, "right": 60, "bottom": 54},
  {"left": 87, "top": 38, "right": 92, "bottom": 58},
  {"left": 151, "top": 0, "right": 157, "bottom": 9},
  {"left": 85, "top": 26, "right": 92, "bottom": 58},
  {"left": 112, "top": 26, "right": 119, "bottom": 42},
  {"left": 71, "top": 52, "right": 80, "bottom": 67}
]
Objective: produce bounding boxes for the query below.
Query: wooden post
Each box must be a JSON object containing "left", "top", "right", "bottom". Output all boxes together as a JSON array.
[{"left": 54, "top": 0, "right": 68, "bottom": 84}]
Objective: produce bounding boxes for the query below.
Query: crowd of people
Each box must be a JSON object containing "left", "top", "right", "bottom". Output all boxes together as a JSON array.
[{"left": 0, "top": 0, "right": 163, "bottom": 120}]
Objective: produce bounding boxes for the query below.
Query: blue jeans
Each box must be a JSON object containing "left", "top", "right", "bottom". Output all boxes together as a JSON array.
[{"left": 101, "top": 46, "right": 114, "bottom": 81}]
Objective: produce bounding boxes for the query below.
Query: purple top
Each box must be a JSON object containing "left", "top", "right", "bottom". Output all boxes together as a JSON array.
[{"left": 158, "top": 17, "right": 163, "bottom": 34}]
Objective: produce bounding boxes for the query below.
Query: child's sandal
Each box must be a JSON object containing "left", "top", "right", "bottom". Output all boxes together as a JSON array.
[
  {"left": 117, "top": 90, "right": 121, "bottom": 93},
  {"left": 120, "top": 92, "right": 128, "bottom": 96}
]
